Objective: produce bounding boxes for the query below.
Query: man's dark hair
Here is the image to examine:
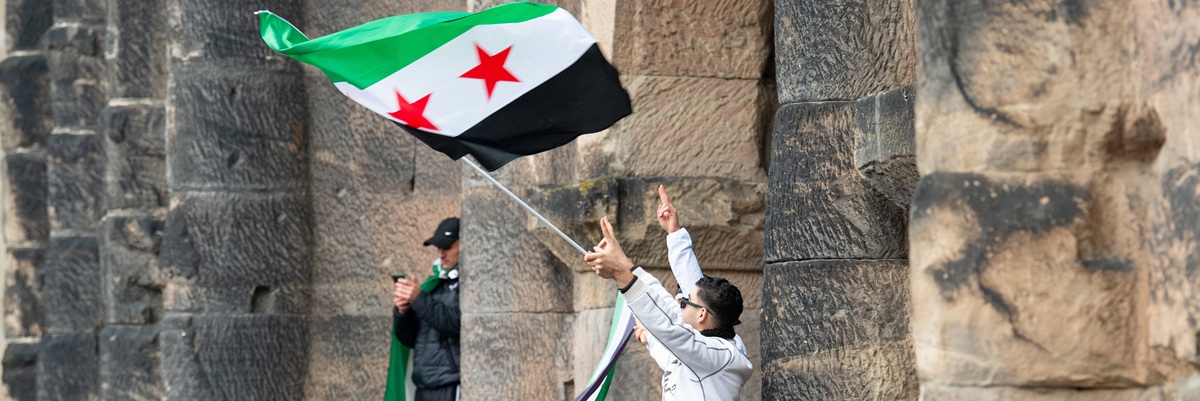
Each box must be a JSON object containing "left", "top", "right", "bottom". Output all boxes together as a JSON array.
[{"left": 695, "top": 275, "right": 743, "bottom": 328}]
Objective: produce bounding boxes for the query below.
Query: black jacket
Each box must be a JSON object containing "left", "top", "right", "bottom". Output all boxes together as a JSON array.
[{"left": 394, "top": 273, "right": 461, "bottom": 389}]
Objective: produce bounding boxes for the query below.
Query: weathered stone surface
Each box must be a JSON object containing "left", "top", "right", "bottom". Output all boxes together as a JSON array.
[
  {"left": 101, "top": 214, "right": 163, "bottom": 324},
  {"left": 166, "top": 0, "right": 301, "bottom": 71},
  {"left": 303, "top": 315, "right": 389, "bottom": 400},
  {"left": 764, "top": 341, "right": 917, "bottom": 401},
  {"left": 855, "top": 85, "right": 917, "bottom": 210},
  {"left": 47, "top": 24, "right": 106, "bottom": 129},
  {"left": 47, "top": 132, "right": 103, "bottom": 232},
  {"left": 3, "top": 151, "right": 48, "bottom": 242},
  {"left": 304, "top": 0, "right": 463, "bottom": 35},
  {"left": 612, "top": 75, "right": 769, "bottom": 181},
  {"left": 776, "top": 0, "right": 916, "bottom": 103},
  {"left": 2, "top": 340, "right": 38, "bottom": 401},
  {"left": 37, "top": 333, "right": 99, "bottom": 401},
  {"left": 919, "top": 384, "right": 1167, "bottom": 401},
  {"left": 0, "top": 55, "right": 51, "bottom": 149},
  {"left": 168, "top": 69, "right": 307, "bottom": 191},
  {"left": 610, "top": 0, "right": 770, "bottom": 78},
  {"left": 159, "top": 192, "right": 310, "bottom": 313},
  {"left": 305, "top": 69, "right": 416, "bottom": 197},
  {"left": 470, "top": 0, "right": 578, "bottom": 16},
  {"left": 910, "top": 172, "right": 1158, "bottom": 386},
  {"left": 461, "top": 313, "right": 572, "bottom": 401},
  {"left": 105, "top": 0, "right": 167, "bottom": 99},
  {"left": 6, "top": 0, "right": 52, "bottom": 51},
  {"left": 160, "top": 314, "right": 307, "bottom": 401},
  {"left": 765, "top": 102, "right": 907, "bottom": 261},
  {"left": 53, "top": 0, "right": 105, "bottom": 22},
  {"left": 462, "top": 182, "right": 572, "bottom": 314},
  {"left": 99, "top": 325, "right": 161, "bottom": 401},
  {"left": 763, "top": 260, "right": 911, "bottom": 359},
  {"left": 101, "top": 105, "right": 166, "bottom": 210},
  {"left": 5, "top": 248, "right": 43, "bottom": 337},
  {"left": 42, "top": 236, "right": 101, "bottom": 333}
]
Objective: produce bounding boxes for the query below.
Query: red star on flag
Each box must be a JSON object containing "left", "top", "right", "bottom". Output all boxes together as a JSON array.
[
  {"left": 460, "top": 44, "right": 520, "bottom": 99},
  {"left": 388, "top": 90, "right": 438, "bottom": 131}
]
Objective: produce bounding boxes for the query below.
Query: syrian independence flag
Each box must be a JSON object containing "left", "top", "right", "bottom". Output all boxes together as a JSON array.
[{"left": 257, "top": 2, "right": 632, "bottom": 171}]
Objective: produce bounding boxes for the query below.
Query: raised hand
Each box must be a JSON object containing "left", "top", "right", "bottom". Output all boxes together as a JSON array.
[
  {"left": 656, "top": 185, "right": 680, "bottom": 233},
  {"left": 584, "top": 216, "right": 636, "bottom": 286},
  {"left": 393, "top": 278, "right": 421, "bottom": 313}
]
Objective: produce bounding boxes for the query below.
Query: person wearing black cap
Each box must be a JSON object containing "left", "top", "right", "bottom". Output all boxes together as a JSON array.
[{"left": 393, "top": 217, "right": 462, "bottom": 401}]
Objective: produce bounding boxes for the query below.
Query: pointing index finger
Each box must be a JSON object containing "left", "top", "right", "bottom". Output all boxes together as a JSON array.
[{"left": 658, "top": 185, "right": 671, "bottom": 206}]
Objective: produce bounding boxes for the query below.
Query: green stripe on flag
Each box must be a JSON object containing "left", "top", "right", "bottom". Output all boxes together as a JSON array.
[{"left": 258, "top": 2, "right": 557, "bottom": 88}]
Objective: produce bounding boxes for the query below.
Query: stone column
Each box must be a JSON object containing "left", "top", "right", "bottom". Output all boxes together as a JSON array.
[
  {"left": 38, "top": 0, "right": 107, "bottom": 399},
  {"left": 912, "top": 0, "right": 1200, "bottom": 399},
  {"left": 97, "top": 0, "right": 168, "bottom": 399},
  {"left": 763, "top": 0, "right": 919, "bottom": 400},
  {"left": 158, "top": 0, "right": 311, "bottom": 399},
  {"left": 0, "top": 0, "right": 51, "bottom": 399},
  {"left": 298, "top": 1, "right": 463, "bottom": 399}
]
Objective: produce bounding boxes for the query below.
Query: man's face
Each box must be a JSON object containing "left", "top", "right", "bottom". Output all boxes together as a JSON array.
[
  {"left": 680, "top": 286, "right": 704, "bottom": 328},
  {"left": 439, "top": 240, "right": 460, "bottom": 269}
]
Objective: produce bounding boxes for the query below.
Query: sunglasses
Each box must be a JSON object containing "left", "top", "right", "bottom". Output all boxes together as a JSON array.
[{"left": 679, "top": 296, "right": 705, "bottom": 310}]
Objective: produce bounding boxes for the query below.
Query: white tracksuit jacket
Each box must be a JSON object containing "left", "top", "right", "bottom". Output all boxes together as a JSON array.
[{"left": 624, "top": 266, "right": 753, "bottom": 401}]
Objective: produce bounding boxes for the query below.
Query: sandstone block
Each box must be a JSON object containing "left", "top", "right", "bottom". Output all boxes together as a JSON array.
[
  {"left": 855, "top": 85, "right": 917, "bottom": 210},
  {"left": 304, "top": 0, "right": 465, "bottom": 35},
  {"left": 5, "top": 248, "right": 43, "bottom": 337},
  {"left": 168, "top": 70, "right": 307, "bottom": 191},
  {"left": 910, "top": 172, "right": 1150, "bottom": 386},
  {"left": 775, "top": 0, "right": 916, "bottom": 103},
  {"left": 763, "top": 260, "right": 910, "bottom": 360},
  {"left": 5, "top": 0, "right": 52, "bottom": 51},
  {"left": 101, "top": 214, "right": 164, "bottom": 324},
  {"left": 160, "top": 314, "right": 307, "bottom": 401},
  {"left": 470, "top": 0, "right": 577, "bottom": 16},
  {"left": 0, "top": 55, "right": 51, "bottom": 149},
  {"left": 461, "top": 184, "right": 572, "bottom": 314},
  {"left": 611, "top": 0, "right": 771, "bottom": 78},
  {"left": 167, "top": 0, "right": 301, "bottom": 71},
  {"left": 47, "top": 25, "right": 106, "bottom": 128},
  {"left": 47, "top": 132, "right": 103, "bottom": 232},
  {"left": 765, "top": 102, "right": 907, "bottom": 261},
  {"left": 2, "top": 340, "right": 38, "bottom": 401},
  {"left": 303, "top": 315, "right": 389, "bottom": 401},
  {"left": 101, "top": 105, "right": 167, "bottom": 210},
  {"left": 53, "top": 0, "right": 105, "bottom": 21},
  {"left": 612, "top": 75, "right": 769, "bottom": 181},
  {"left": 919, "top": 384, "right": 1167, "bottom": 401},
  {"left": 105, "top": 0, "right": 167, "bottom": 99},
  {"left": 305, "top": 71, "right": 416, "bottom": 196},
  {"left": 37, "top": 333, "right": 99, "bottom": 401},
  {"left": 460, "top": 312, "right": 572, "bottom": 401},
  {"left": 42, "top": 236, "right": 101, "bottom": 333},
  {"left": 413, "top": 141, "right": 463, "bottom": 195},
  {"left": 763, "top": 340, "right": 917, "bottom": 401},
  {"left": 3, "top": 152, "right": 48, "bottom": 242},
  {"left": 99, "top": 325, "right": 162, "bottom": 401},
  {"left": 159, "top": 192, "right": 310, "bottom": 313}
]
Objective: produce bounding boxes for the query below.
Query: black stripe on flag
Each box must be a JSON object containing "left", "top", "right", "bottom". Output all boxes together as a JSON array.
[{"left": 401, "top": 44, "right": 632, "bottom": 171}]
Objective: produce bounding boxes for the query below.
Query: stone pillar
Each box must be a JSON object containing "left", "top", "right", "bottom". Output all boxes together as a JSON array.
[
  {"left": 763, "top": 0, "right": 918, "bottom": 400},
  {"left": 0, "top": 1, "right": 52, "bottom": 399},
  {"left": 158, "top": 0, "right": 311, "bottom": 399},
  {"left": 97, "top": 0, "right": 168, "bottom": 399},
  {"left": 38, "top": 0, "right": 106, "bottom": 399},
  {"left": 298, "top": 1, "right": 463, "bottom": 400},
  {"left": 912, "top": 0, "right": 1200, "bottom": 399}
]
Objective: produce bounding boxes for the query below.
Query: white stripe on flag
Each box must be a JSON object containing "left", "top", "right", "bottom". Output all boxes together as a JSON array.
[
  {"left": 334, "top": 8, "right": 595, "bottom": 136},
  {"left": 576, "top": 295, "right": 636, "bottom": 401}
]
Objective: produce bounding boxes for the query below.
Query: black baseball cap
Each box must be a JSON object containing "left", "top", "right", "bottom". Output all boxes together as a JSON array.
[{"left": 423, "top": 217, "right": 460, "bottom": 249}]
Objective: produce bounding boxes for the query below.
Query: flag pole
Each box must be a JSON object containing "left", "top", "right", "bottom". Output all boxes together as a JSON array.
[{"left": 461, "top": 158, "right": 589, "bottom": 256}]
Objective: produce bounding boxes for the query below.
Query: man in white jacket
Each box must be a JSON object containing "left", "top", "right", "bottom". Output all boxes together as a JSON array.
[{"left": 585, "top": 216, "right": 752, "bottom": 401}]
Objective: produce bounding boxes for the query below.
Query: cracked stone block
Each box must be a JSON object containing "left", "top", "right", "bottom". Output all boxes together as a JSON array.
[
  {"left": 101, "top": 214, "right": 164, "bottom": 324},
  {"left": 0, "top": 55, "right": 51, "bottom": 149},
  {"left": 2, "top": 340, "right": 38, "bottom": 401},
  {"left": 5, "top": 247, "right": 43, "bottom": 337},
  {"left": 304, "top": 315, "right": 390, "bottom": 400},
  {"left": 37, "top": 333, "right": 99, "bottom": 401},
  {"left": 105, "top": 0, "right": 167, "bottom": 99},
  {"left": 47, "top": 24, "right": 106, "bottom": 129},
  {"left": 42, "top": 236, "right": 102, "bottom": 333},
  {"left": 47, "top": 132, "right": 103, "bottom": 232},
  {"left": 101, "top": 105, "right": 167, "bottom": 210},
  {"left": 6, "top": 0, "right": 52, "bottom": 51},
  {"left": 776, "top": 0, "right": 916, "bottom": 102},
  {"left": 854, "top": 85, "right": 917, "bottom": 210},
  {"left": 99, "top": 325, "right": 162, "bottom": 401},
  {"left": 52, "top": 0, "right": 105, "bottom": 22},
  {"left": 765, "top": 102, "right": 907, "bottom": 261},
  {"left": 460, "top": 313, "right": 572, "bottom": 401},
  {"left": 160, "top": 314, "right": 307, "bottom": 401},
  {"left": 611, "top": 0, "right": 771, "bottom": 79},
  {"left": 3, "top": 152, "right": 48, "bottom": 243}
]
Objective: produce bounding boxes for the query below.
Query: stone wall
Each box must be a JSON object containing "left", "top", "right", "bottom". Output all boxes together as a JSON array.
[{"left": 911, "top": 0, "right": 1200, "bottom": 399}]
